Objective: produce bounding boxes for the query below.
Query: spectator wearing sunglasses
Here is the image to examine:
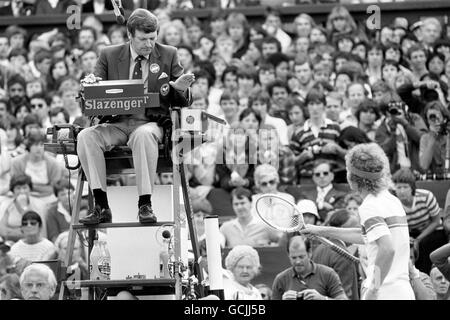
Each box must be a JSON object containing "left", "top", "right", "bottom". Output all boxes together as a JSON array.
[
  {"left": 9, "top": 211, "right": 56, "bottom": 262},
  {"left": 253, "top": 164, "right": 294, "bottom": 203},
  {"left": 29, "top": 93, "right": 51, "bottom": 132},
  {"left": 301, "top": 160, "right": 346, "bottom": 222}
]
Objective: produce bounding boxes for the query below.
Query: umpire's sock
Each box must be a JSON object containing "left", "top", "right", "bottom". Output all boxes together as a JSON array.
[{"left": 93, "top": 189, "right": 110, "bottom": 210}]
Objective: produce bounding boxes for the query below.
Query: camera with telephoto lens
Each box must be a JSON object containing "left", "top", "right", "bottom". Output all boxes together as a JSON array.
[{"left": 388, "top": 101, "right": 405, "bottom": 116}]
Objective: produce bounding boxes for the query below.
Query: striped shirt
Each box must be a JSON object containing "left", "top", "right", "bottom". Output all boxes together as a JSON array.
[
  {"left": 289, "top": 118, "right": 342, "bottom": 173},
  {"left": 10, "top": 239, "right": 57, "bottom": 262},
  {"left": 403, "top": 189, "right": 441, "bottom": 235},
  {"left": 359, "top": 189, "right": 414, "bottom": 299}
]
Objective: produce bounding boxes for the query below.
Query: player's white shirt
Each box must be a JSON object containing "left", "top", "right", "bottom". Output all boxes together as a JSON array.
[{"left": 359, "top": 189, "right": 414, "bottom": 300}]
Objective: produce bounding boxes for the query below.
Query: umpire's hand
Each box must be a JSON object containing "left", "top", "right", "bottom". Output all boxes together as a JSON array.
[{"left": 170, "top": 73, "right": 195, "bottom": 92}]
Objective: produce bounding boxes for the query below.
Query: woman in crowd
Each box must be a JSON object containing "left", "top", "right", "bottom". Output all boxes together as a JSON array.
[
  {"left": 223, "top": 245, "right": 262, "bottom": 300},
  {"left": 326, "top": 5, "right": 360, "bottom": 45},
  {"left": 225, "top": 12, "right": 250, "bottom": 59},
  {"left": 9, "top": 211, "right": 56, "bottom": 262},
  {"left": 158, "top": 20, "right": 189, "bottom": 47},
  {"left": 11, "top": 131, "right": 65, "bottom": 202},
  {"left": 419, "top": 100, "right": 450, "bottom": 174},
  {"left": 0, "top": 273, "right": 22, "bottom": 300},
  {"left": 355, "top": 99, "right": 381, "bottom": 141},
  {"left": 46, "top": 58, "right": 69, "bottom": 92},
  {"left": 0, "top": 174, "right": 48, "bottom": 242}
]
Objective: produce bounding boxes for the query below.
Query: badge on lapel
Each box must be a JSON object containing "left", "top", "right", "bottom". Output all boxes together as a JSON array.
[
  {"left": 160, "top": 83, "right": 170, "bottom": 96},
  {"left": 158, "top": 72, "right": 168, "bottom": 80},
  {"left": 150, "top": 63, "right": 160, "bottom": 74}
]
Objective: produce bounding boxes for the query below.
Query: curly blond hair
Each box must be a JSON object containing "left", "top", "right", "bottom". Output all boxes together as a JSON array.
[{"left": 345, "top": 143, "right": 392, "bottom": 195}]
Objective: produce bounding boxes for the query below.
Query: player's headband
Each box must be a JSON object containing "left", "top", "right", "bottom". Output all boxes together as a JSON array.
[{"left": 349, "top": 164, "right": 383, "bottom": 180}]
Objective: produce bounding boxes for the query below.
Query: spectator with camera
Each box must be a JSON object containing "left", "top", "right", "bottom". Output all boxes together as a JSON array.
[
  {"left": 419, "top": 100, "right": 450, "bottom": 175},
  {"left": 375, "top": 100, "right": 427, "bottom": 173},
  {"left": 290, "top": 89, "right": 346, "bottom": 183},
  {"left": 272, "top": 235, "right": 347, "bottom": 300}
]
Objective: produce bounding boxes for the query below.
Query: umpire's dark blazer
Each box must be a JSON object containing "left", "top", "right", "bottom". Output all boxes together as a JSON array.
[{"left": 94, "top": 41, "right": 190, "bottom": 121}]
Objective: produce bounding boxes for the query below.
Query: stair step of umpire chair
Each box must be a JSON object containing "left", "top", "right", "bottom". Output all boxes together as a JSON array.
[
  {"left": 72, "top": 221, "right": 174, "bottom": 230},
  {"left": 64, "top": 279, "right": 176, "bottom": 298}
]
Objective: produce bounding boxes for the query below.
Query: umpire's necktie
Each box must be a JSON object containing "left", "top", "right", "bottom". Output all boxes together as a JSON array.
[{"left": 132, "top": 55, "right": 145, "bottom": 79}]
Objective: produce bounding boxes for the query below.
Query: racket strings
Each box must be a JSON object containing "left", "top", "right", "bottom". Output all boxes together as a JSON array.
[{"left": 256, "top": 196, "right": 304, "bottom": 231}]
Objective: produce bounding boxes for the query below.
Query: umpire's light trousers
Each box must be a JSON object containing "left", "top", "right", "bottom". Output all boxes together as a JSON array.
[{"left": 77, "top": 117, "right": 163, "bottom": 196}]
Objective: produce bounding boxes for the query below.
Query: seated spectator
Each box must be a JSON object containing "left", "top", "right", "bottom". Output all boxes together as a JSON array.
[
  {"left": 376, "top": 100, "right": 427, "bottom": 173},
  {"left": 409, "top": 239, "right": 436, "bottom": 300},
  {"left": 392, "top": 168, "right": 447, "bottom": 274},
  {"left": 301, "top": 159, "right": 346, "bottom": 222},
  {"left": 338, "top": 126, "right": 371, "bottom": 150},
  {"left": 355, "top": 99, "right": 380, "bottom": 141},
  {"left": 3, "top": 117, "right": 26, "bottom": 158},
  {"left": 430, "top": 243, "right": 450, "bottom": 282},
  {"left": 19, "top": 263, "right": 57, "bottom": 300},
  {"left": 9, "top": 211, "right": 57, "bottom": 262},
  {"left": 430, "top": 266, "right": 450, "bottom": 300},
  {"left": 324, "top": 91, "right": 343, "bottom": 125},
  {"left": 0, "top": 174, "right": 48, "bottom": 242},
  {"left": 11, "top": 131, "right": 65, "bottom": 202},
  {"left": 215, "top": 122, "right": 255, "bottom": 193},
  {"left": 29, "top": 93, "right": 51, "bottom": 131},
  {"left": 248, "top": 90, "right": 289, "bottom": 147},
  {"left": 419, "top": 100, "right": 450, "bottom": 175},
  {"left": 46, "top": 179, "right": 74, "bottom": 242},
  {"left": 272, "top": 235, "right": 347, "bottom": 300},
  {"left": 253, "top": 164, "right": 294, "bottom": 203},
  {"left": 343, "top": 192, "right": 362, "bottom": 217},
  {"left": 290, "top": 89, "right": 345, "bottom": 183},
  {"left": 220, "top": 187, "right": 280, "bottom": 248},
  {"left": 313, "top": 209, "right": 360, "bottom": 300},
  {"left": 266, "top": 79, "right": 290, "bottom": 123},
  {"left": 0, "top": 273, "right": 22, "bottom": 300},
  {"left": 223, "top": 245, "right": 262, "bottom": 300},
  {"left": 286, "top": 98, "right": 306, "bottom": 141},
  {"left": 49, "top": 107, "right": 70, "bottom": 125},
  {"left": 255, "top": 283, "right": 272, "bottom": 300},
  {"left": 7, "top": 74, "right": 28, "bottom": 115},
  {"left": 54, "top": 231, "right": 88, "bottom": 280},
  {"left": 0, "top": 127, "right": 12, "bottom": 199}
]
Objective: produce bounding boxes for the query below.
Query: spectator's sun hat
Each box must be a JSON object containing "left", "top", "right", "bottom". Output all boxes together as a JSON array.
[{"left": 296, "top": 199, "right": 319, "bottom": 219}]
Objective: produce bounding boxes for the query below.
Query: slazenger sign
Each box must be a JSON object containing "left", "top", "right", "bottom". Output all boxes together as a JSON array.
[{"left": 82, "top": 93, "right": 160, "bottom": 116}]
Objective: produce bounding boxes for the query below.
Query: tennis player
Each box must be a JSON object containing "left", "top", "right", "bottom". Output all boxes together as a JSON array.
[{"left": 301, "top": 143, "right": 414, "bottom": 300}]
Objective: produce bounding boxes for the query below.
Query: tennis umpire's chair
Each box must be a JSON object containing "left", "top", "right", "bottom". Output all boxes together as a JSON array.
[{"left": 44, "top": 79, "right": 190, "bottom": 299}]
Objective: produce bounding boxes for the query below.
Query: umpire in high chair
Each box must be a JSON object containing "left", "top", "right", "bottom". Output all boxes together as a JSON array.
[{"left": 77, "top": 8, "right": 194, "bottom": 225}]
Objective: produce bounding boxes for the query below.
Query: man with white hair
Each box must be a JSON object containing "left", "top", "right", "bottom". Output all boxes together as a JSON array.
[
  {"left": 20, "top": 263, "right": 57, "bottom": 300},
  {"left": 301, "top": 143, "right": 414, "bottom": 300}
]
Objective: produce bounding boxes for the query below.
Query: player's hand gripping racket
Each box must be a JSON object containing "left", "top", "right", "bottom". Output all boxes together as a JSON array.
[{"left": 255, "top": 194, "right": 359, "bottom": 263}]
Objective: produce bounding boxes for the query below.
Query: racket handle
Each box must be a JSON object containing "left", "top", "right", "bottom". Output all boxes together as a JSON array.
[{"left": 313, "top": 236, "right": 360, "bottom": 264}]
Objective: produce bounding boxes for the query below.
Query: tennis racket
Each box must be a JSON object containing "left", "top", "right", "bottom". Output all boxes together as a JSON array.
[{"left": 255, "top": 194, "right": 359, "bottom": 263}]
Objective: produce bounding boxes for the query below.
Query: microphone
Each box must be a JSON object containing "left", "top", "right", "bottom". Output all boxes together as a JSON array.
[
  {"left": 110, "top": 0, "right": 125, "bottom": 25},
  {"left": 162, "top": 230, "right": 171, "bottom": 239}
]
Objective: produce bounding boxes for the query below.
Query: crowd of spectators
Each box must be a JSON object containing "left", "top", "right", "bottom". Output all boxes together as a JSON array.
[{"left": 0, "top": 0, "right": 450, "bottom": 300}]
